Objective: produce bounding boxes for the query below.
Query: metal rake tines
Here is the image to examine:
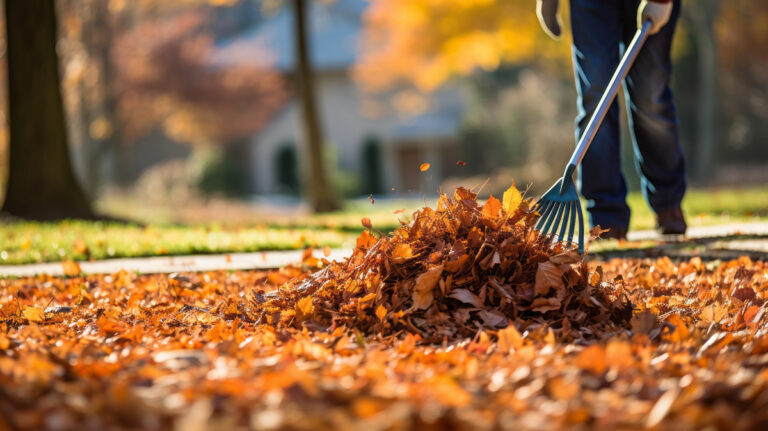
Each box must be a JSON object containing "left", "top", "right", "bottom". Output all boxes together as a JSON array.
[{"left": 533, "top": 180, "right": 585, "bottom": 253}]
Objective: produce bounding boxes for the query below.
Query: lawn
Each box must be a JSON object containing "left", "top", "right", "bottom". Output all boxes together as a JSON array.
[{"left": 0, "top": 185, "right": 765, "bottom": 265}]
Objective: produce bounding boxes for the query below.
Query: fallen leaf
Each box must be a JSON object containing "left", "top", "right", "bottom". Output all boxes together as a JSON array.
[
  {"left": 575, "top": 345, "right": 606, "bottom": 374},
  {"left": 376, "top": 304, "right": 387, "bottom": 321},
  {"left": 449, "top": 289, "right": 483, "bottom": 308},
  {"left": 296, "top": 296, "right": 314, "bottom": 319},
  {"left": 534, "top": 261, "right": 563, "bottom": 295},
  {"left": 646, "top": 387, "right": 680, "bottom": 428},
  {"left": 22, "top": 306, "right": 45, "bottom": 322},
  {"left": 482, "top": 196, "right": 502, "bottom": 219},
  {"left": 61, "top": 260, "right": 82, "bottom": 277},
  {"left": 392, "top": 243, "right": 414, "bottom": 262},
  {"left": 497, "top": 325, "right": 523, "bottom": 352},
  {"left": 361, "top": 217, "right": 372, "bottom": 229},
  {"left": 502, "top": 182, "right": 522, "bottom": 214},
  {"left": 412, "top": 265, "right": 443, "bottom": 310},
  {"left": 630, "top": 310, "right": 658, "bottom": 335}
]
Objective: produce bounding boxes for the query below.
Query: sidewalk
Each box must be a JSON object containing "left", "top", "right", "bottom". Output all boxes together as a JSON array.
[
  {"left": 1, "top": 222, "right": 767, "bottom": 278},
  {"left": 0, "top": 248, "right": 353, "bottom": 278}
]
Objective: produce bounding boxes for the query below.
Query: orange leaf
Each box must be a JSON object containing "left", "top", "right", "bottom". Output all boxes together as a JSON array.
[
  {"left": 392, "top": 243, "right": 413, "bottom": 262},
  {"left": 323, "top": 245, "right": 331, "bottom": 257},
  {"left": 296, "top": 296, "right": 314, "bottom": 318},
  {"left": 361, "top": 217, "right": 372, "bottom": 229},
  {"left": 375, "top": 304, "right": 387, "bottom": 321},
  {"left": 419, "top": 162, "right": 430, "bottom": 172},
  {"left": 575, "top": 345, "right": 607, "bottom": 374},
  {"left": 22, "top": 306, "right": 45, "bottom": 322},
  {"left": 356, "top": 230, "right": 377, "bottom": 250},
  {"left": 482, "top": 195, "right": 502, "bottom": 219},
  {"left": 497, "top": 325, "right": 523, "bottom": 352},
  {"left": 61, "top": 260, "right": 82, "bottom": 277}
]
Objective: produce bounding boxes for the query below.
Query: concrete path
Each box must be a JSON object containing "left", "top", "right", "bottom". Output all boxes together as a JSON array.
[
  {"left": 1, "top": 222, "right": 767, "bottom": 278},
  {"left": 0, "top": 249, "right": 353, "bottom": 278}
]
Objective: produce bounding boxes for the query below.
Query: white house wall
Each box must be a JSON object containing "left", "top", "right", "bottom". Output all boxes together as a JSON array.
[{"left": 251, "top": 70, "right": 457, "bottom": 195}]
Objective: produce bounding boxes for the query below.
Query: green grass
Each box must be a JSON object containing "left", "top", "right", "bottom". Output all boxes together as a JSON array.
[
  {"left": 626, "top": 185, "right": 768, "bottom": 231},
  {"left": 0, "top": 221, "right": 357, "bottom": 265},
  {"left": 0, "top": 186, "right": 765, "bottom": 265}
]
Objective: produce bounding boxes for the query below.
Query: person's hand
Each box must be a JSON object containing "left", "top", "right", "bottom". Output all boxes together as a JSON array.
[
  {"left": 637, "top": 0, "right": 673, "bottom": 34},
  {"left": 536, "top": 0, "right": 562, "bottom": 40}
]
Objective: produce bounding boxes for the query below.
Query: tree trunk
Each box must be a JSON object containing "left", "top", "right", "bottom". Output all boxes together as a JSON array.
[
  {"left": 1, "top": 0, "right": 93, "bottom": 219},
  {"left": 686, "top": 0, "right": 720, "bottom": 183},
  {"left": 292, "top": 0, "right": 340, "bottom": 213}
]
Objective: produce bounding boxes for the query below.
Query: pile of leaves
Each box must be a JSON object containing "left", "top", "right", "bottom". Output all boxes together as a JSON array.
[
  {"left": 2, "top": 256, "right": 768, "bottom": 430},
  {"left": 253, "top": 187, "right": 632, "bottom": 342}
]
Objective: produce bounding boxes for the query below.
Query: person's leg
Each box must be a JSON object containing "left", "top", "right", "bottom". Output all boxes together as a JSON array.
[
  {"left": 622, "top": 0, "right": 686, "bottom": 219},
  {"left": 570, "top": 0, "right": 629, "bottom": 234}
]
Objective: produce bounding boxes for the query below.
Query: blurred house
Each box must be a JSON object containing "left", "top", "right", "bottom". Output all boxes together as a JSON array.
[{"left": 212, "top": 0, "right": 466, "bottom": 197}]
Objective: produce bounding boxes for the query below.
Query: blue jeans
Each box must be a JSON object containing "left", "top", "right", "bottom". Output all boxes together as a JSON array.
[{"left": 571, "top": 0, "right": 686, "bottom": 231}]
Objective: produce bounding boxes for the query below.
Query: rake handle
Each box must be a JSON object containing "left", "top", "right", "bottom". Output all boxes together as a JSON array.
[{"left": 560, "top": 20, "right": 652, "bottom": 194}]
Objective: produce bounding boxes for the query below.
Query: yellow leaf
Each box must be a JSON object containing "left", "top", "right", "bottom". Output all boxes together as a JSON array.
[
  {"left": 502, "top": 182, "right": 522, "bottom": 214},
  {"left": 376, "top": 304, "right": 387, "bottom": 321},
  {"left": 61, "top": 260, "right": 82, "bottom": 277},
  {"left": 412, "top": 264, "right": 443, "bottom": 310},
  {"left": 22, "top": 306, "right": 45, "bottom": 322},
  {"left": 419, "top": 162, "right": 431, "bottom": 172}
]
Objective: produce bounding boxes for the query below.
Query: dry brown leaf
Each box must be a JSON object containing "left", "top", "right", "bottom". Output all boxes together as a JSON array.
[
  {"left": 534, "top": 261, "right": 563, "bottom": 295},
  {"left": 412, "top": 265, "right": 443, "bottom": 310}
]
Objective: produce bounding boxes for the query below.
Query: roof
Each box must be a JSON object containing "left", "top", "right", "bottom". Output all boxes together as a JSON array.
[{"left": 211, "top": 0, "right": 365, "bottom": 71}]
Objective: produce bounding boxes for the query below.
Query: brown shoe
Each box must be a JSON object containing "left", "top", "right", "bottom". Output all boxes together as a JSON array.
[{"left": 656, "top": 206, "right": 687, "bottom": 235}]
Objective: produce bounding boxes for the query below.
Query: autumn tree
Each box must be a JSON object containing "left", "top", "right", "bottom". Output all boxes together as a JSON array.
[
  {"left": 112, "top": 11, "right": 287, "bottom": 147},
  {"left": 1, "top": 0, "right": 93, "bottom": 219},
  {"left": 353, "top": 0, "right": 569, "bottom": 94}
]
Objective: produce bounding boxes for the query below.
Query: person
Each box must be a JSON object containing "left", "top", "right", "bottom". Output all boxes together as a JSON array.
[{"left": 536, "top": 0, "right": 687, "bottom": 239}]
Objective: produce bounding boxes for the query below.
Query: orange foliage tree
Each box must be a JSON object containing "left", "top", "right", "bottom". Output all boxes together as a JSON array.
[
  {"left": 113, "top": 12, "right": 287, "bottom": 146},
  {"left": 353, "top": 0, "right": 571, "bottom": 93}
]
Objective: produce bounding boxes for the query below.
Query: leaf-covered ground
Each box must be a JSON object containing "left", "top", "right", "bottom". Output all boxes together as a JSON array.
[
  {"left": 2, "top": 188, "right": 768, "bottom": 430},
  {"left": 1, "top": 257, "right": 767, "bottom": 430}
]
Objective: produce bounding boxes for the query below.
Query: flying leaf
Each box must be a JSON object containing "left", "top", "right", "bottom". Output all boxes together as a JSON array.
[
  {"left": 361, "top": 217, "right": 373, "bottom": 229},
  {"left": 502, "top": 182, "right": 522, "bottom": 214},
  {"left": 419, "top": 163, "right": 431, "bottom": 172}
]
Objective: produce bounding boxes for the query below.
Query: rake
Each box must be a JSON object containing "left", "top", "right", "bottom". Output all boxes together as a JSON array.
[{"left": 534, "top": 20, "right": 653, "bottom": 253}]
